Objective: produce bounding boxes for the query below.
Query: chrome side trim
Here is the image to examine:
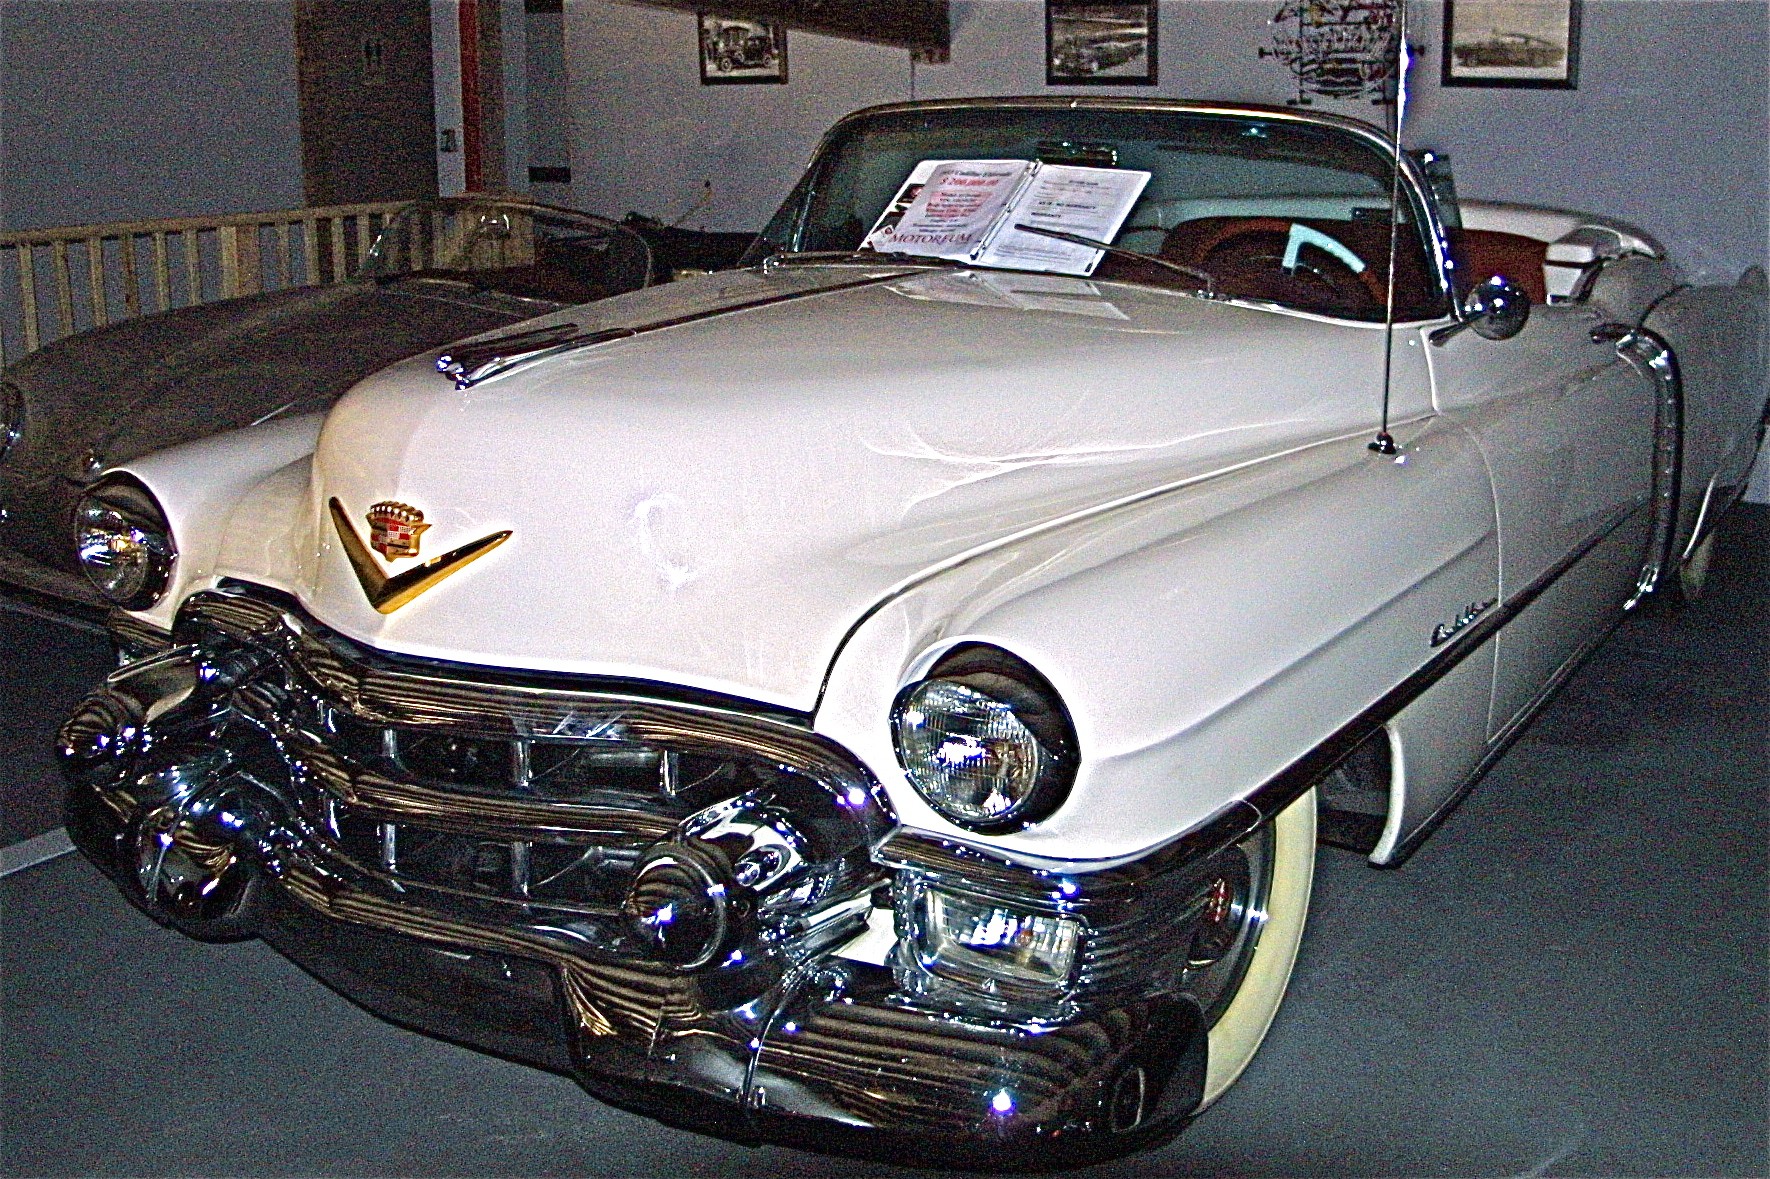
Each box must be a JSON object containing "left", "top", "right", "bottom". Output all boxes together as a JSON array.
[
  {"left": 1388, "top": 608, "right": 1625, "bottom": 863},
  {"left": 1234, "top": 497, "right": 1645, "bottom": 845},
  {"left": 1680, "top": 478, "right": 1719, "bottom": 565},
  {"left": 1598, "top": 325, "right": 1682, "bottom": 606}
]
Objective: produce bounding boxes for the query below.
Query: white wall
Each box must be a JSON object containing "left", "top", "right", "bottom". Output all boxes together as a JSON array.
[
  {"left": 433, "top": 0, "right": 536, "bottom": 195},
  {"left": 525, "top": 4, "right": 571, "bottom": 203},
  {"left": 564, "top": 0, "right": 1330, "bottom": 229},
  {"left": 0, "top": 0, "right": 305, "bottom": 231},
  {"left": 502, "top": 0, "right": 530, "bottom": 191},
  {"left": 565, "top": 1, "right": 910, "bottom": 230},
  {"left": 565, "top": 1, "right": 1768, "bottom": 264},
  {"left": 432, "top": 0, "right": 468, "bottom": 195},
  {"left": 1407, "top": 0, "right": 1768, "bottom": 287}
]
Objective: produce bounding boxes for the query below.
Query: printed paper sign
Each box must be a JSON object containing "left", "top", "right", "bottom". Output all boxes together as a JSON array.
[{"left": 863, "top": 158, "right": 1151, "bottom": 277}]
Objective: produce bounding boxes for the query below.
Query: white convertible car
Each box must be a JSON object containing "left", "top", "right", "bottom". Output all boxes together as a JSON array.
[{"left": 58, "top": 99, "right": 1766, "bottom": 1166}]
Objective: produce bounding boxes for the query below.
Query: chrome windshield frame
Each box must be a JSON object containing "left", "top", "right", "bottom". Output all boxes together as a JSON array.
[{"left": 746, "top": 96, "right": 1457, "bottom": 318}]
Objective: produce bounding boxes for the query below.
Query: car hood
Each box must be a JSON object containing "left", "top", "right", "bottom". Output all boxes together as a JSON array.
[
  {"left": 298, "top": 266, "right": 1413, "bottom": 710},
  {"left": 4, "top": 279, "right": 545, "bottom": 481}
]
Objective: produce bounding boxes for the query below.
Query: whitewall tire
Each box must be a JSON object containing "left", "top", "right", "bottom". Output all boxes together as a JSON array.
[
  {"left": 1676, "top": 526, "right": 1717, "bottom": 603},
  {"left": 1200, "top": 786, "right": 1317, "bottom": 1107}
]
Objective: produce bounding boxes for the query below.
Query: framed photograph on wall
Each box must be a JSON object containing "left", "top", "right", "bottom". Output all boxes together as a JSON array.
[
  {"left": 698, "top": 13, "right": 787, "bottom": 85},
  {"left": 1442, "top": 0, "right": 1580, "bottom": 88},
  {"left": 1046, "top": 1, "right": 1157, "bottom": 86}
]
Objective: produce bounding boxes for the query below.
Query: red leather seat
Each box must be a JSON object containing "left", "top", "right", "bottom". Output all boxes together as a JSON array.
[{"left": 1450, "top": 228, "right": 1548, "bottom": 304}]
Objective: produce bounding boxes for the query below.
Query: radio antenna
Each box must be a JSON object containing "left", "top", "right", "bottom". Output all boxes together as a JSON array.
[{"left": 1370, "top": 0, "right": 1411, "bottom": 456}]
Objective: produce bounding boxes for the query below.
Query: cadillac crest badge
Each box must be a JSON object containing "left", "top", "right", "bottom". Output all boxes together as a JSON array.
[
  {"left": 366, "top": 501, "right": 430, "bottom": 560},
  {"left": 330, "top": 498, "right": 511, "bottom": 614}
]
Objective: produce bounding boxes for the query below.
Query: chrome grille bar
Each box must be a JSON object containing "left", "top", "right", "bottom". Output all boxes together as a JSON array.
[
  {"left": 181, "top": 586, "right": 871, "bottom": 798},
  {"left": 177, "top": 586, "right": 890, "bottom": 928}
]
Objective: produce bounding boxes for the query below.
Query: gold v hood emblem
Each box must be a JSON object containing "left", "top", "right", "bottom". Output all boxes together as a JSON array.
[{"left": 328, "top": 498, "right": 511, "bottom": 614}]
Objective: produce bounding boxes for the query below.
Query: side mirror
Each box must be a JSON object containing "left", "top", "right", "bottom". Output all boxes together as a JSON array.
[
  {"left": 1430, "top": 274, "right": 1532, "bottom": 346},
  {"left": 1464, "top": 275, "right": 1531, "bottom": 340}
]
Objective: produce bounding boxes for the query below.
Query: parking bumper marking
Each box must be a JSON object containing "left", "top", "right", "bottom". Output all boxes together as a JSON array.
[{"left": 0, "top": 827, "right": 75, "bottom": 877}]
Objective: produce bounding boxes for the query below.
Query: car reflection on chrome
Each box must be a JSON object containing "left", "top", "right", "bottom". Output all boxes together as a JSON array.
[{"left": 57, "top": 97, "right": 1767, "bottom": 1167}]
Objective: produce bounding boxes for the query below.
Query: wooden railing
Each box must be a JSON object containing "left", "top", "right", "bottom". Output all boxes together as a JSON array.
[{"left": 0, "top": 200, "right": 408, "bottom": 367}]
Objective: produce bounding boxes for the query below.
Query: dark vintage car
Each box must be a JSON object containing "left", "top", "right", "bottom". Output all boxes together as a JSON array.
[
  {"left": 1051, "top": 30, "right": 1149, "bottom": 77},
  {"left": 706, "top": 22, "right": 778, "bottom": 72},
  {"left": 0, "top": 196, "right": 751, "bottom": 611},
  {"left": 1452, "top": 32, "right": 1565, "bottom": 69}
]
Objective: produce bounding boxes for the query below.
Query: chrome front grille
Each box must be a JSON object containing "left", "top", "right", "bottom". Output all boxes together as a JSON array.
[
  {"left": 324, "top": 797, "right": 647, "bottom": 909},
  {"left": 325, "top": 711, "right": 748, "bottom": 805},
  {"left": 295, "top": 722, "right": 784, "bottom": 912},
  {"left": 178, "top": 586, "right": 890, "bottom": 935},
  {"left": 69, "top": 594, "right": 1219, "bottom": 1153}
]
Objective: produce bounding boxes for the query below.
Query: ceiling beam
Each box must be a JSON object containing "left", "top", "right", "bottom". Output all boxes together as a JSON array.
[{"left": 634, "top": 0, "right": 949, "bottom": 55}]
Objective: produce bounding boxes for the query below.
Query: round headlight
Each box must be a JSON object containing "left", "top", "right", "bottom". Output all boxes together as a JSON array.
[
  {"left": 75, "top": 475, "right": 176, "bottom": 608},
  {"left": 0, "top": 380, "right": 22, "bottom": 464},
  {"left": 891, "top": 644, "right": 1079, "bottom": 833}
]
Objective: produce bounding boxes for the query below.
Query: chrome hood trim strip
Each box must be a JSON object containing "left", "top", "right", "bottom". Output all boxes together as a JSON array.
[{"left": 434, "top": 270, "right": 910, "bottom": 388}]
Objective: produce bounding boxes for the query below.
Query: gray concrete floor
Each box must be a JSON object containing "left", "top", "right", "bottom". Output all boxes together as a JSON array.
[{"left": 3, "top": 509, "right": 1765, "bottom": 1177}]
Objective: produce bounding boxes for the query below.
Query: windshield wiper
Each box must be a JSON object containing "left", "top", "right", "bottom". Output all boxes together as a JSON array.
[
  {"left": 763, "top": 236, "right": 1216, "bottom": 296},
  {"left": 1009, "top": 224, "right": 1216, "bottom": 295}
]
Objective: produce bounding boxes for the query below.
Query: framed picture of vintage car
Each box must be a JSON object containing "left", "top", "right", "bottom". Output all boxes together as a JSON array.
[
  {"left": 698, "top": 13, "right": 787, "bottom": 84},
  {"left": 1442, "top": 0, "right": 1580, "bottom": 88},
  {"left": 1046, "top": 1, "right": 1157, "bottom": 86}
]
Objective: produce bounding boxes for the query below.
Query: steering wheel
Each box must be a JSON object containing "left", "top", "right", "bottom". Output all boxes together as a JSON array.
[{"left": 1202, "top": 228, "right": 1385, "bottom": 316}]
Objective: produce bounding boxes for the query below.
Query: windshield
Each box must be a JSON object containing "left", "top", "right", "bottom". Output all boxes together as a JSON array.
[
  {"left": 750, "top": 105, "right": 1446, "bottom": 321},
  {"left": 361, "top": 199, "right": 654, "bottom": 305}
]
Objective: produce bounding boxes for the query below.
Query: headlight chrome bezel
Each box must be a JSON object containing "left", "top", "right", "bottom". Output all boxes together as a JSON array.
[
  {"left": 75, "top": 474, "right": 177, "bottom": 609},
  {"left": 890, "top": 643, "right": 1080, "bottom": 834}
]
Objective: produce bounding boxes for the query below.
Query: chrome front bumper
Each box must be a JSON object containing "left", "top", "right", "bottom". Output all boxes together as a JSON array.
[{"left": 61, "top": 587, "right": 1222, "bottom": 1167}]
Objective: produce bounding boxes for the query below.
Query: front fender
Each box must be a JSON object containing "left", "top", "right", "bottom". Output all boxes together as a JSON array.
[
  {"left": 815, "top": 417, "right": 1498, "bottom": 864},
  {"left": 108, "top": 413, "right": 323, "bottom": 633}
]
